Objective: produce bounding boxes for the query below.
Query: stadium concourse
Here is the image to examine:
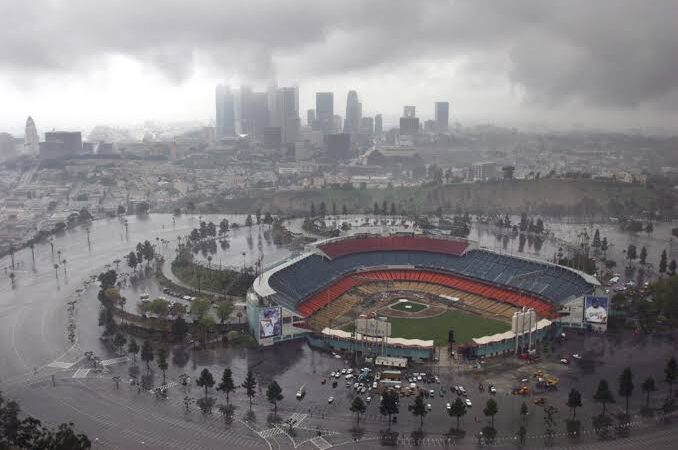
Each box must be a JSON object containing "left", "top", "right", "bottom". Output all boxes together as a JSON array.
[{"left": 247, "top": 233, "right": 601, "bottom": 357}]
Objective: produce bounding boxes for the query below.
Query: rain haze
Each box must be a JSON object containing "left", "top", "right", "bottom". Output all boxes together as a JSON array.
[
  {"left": 1, "top": 0, "right": 677, "bottom": 131},
  {"left": 2, "top": 2, "right": 678, "bottom": 450}
]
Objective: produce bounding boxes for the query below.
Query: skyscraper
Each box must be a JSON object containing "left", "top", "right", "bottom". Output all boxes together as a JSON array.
[
  {"left": 24, "top": 116, "right": 39, "bottom": 154},
  {"left": 400, "top": 106, "right": 419, "bottom": 135},
  {"left": 344, "top": 90, "right": 362, "bottom": 134},
  {"left": 215, "top": 84, "right": 236, "bottom": 139},
  {"left": 374, "top": 114, "right": 383, "bottom": 135},
  {"left": 271, "top": 86, "right": 299, "bottom": 145},
  {"left": 403, "top": 105, "right": 416, "bottom": 118},
  {"left": 235, "top": 87, "right": 269, "bottom": 141},
  {"left": 435, "top": 102, "right": 449, "bottom": 132},
  {"left": 315, "top": 92, "right": 334, "bottom": 134},
  {"left": 307, "top": 109, "right": 316, "bottom": 127}
]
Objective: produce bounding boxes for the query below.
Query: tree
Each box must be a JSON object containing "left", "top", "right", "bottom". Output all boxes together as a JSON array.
[
  {"left": 593, "top": 379, "right": 615, "bottom": 416},
  {"left": 112, "top": 332, "right": 127, "bottom": 355},
  {"left": 310, "top": 202, "right": 316, "bottom": 217},
  {"left": 127, "top": 338, "right": 139, "bottom": 364},
  {"left": 263, "top": 212, "right": 273, "bottom": 225},
  {"left": 567, "top": 388, "right": 582, "bottom": 418},
  {"left": 350, "top": 397, "right": 367, "bottom": 426},
  {"left": 196, "top": 368, "right": 215, "bottom": 399},
  {"left": 217, "top": 368, "right": 236, "bottom": 406},
  {"left": 216, "top": 302, "right": 233, "bottom": 324},
  {"left": 592, "top": 229, "right": 601, "bottom": 249},
  {"left": 373, "top": 202, "right": 379, "bottom": 215},
  {"left": 618, "top": 367, "right": 634, "bottom": 415},
  {"left": 379, "top": 389, "right": 399, "bottom": 430},
  {"left": 98, "top": 270, "right": 117, "bottom": 289},
  {"left": 171, "top": 316, "right": 188, "bottom": 341},
  {"left": 266, "top": 381, "right": 283, "bottom": 419},
  {"left": 448, "top": 397, "right": 466, "bottom": 429},
  {"left": 140, "top": 340, "right": 154, "bottom": 373},
  {"left": 627, "top": 244, "right": 637, "bottom": 262},
  {"left": 660, "top": 250, "right": 668, "bottom": 274},
  {"left": 342, "top": 204, "right": 348, "bottom": 215},
  {"left": 483, "top": 398, "right": 498, "bottom": 426},
  {"left": 319, "top": 201, "right": 327, "bottom": 217},
  {"left": 409, "top": 392, "right": 428, "bottom": 430},
  {"left": 242, "top": 371, "right": 257, "bottom": 410},
  {"left": 127, "top": 252, "right": 139, "bottom": 271},
  {"left": 255, "top": 209, "right": 262, "bottom": 225},
  {"left": 219, "top": 218, "right": 230, "bottom": 235},
  {"left": 142, "top": 240, "right": 155, "bottom": 265},
  {"left": 390, "top": 202, "right": 397, "bottom": 216},
  {"left": 639, "top": 247, "right": 648, "bottom": 265},
  {"left": 157, "top": 348, "right": 168, "bottom": 385},
  {"left": 601, "top": 237, "right": 609, "bottom": 257},
  {"left": 520, "top": 402, "right": 528, "bottom": 423},
  {"left": 642, "top": 377, "right": 656, "bottom": 409},
  {"left": 645, "top": 222, "right": 654, "bottom": 233},
  {"left": 665, "top": 357, "right": 677, "bottom": 398},
  {"left": 190, "top": 298, "right": 211, "bottom": 320},
  {"left": 670, "top": 259, "right": 677, "bottom": 276},
  {"left": 245, "top": 214, "right": 253, "bottom": 227}
]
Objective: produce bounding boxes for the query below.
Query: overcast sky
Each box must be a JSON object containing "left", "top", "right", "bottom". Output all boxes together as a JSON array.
[{"left": 1, "top": 0, "right": 677, "bottom": 134}]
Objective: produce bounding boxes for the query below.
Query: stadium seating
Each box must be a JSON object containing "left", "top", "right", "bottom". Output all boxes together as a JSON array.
[{"left": 264, "top": 235, "right": 595, "bottom": 318}]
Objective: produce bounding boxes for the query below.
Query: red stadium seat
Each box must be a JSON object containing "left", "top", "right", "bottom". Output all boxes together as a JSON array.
[{"left": 297, "top": 267, "right": 556, "bottom": 319}]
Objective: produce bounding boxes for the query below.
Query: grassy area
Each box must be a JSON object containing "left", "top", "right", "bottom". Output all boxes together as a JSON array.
[
  {"left": 389, "top": 300, "right": 427, "bottom": 313},
  {"left": 389, "top": 311, "right": 509, "bottom": 346}
]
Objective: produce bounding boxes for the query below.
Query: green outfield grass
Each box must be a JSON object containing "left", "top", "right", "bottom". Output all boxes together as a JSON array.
[
  {"left": 389, "top": 310, "right": 510, "bottom": 346},
  {"left": 389, "top": 300, "right": 427, "bottom": 313}
]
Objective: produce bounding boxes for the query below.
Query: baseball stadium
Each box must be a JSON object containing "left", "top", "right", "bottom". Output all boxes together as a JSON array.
[{"left": 247, "top": 233, "right": 601, "bottom": 360}]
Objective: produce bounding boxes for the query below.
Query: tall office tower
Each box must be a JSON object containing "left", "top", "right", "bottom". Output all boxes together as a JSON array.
[
  {"left": 435, "top": 102, "right": 449, "bottom": 132},
  {"left": 374, "top": 114, "right": 383, "bottom": 135},
  {"left": 24, "top": 116, "right": 39, "bottom": 154},
  {"left": 271, "top": 86, "right": 299, "bottom": 145},
  {"left": 307, "top": 109, "right": 316, "bottom": 127},
  {"left": 359, "top": 117, "right": 374, "bottom": 136},
  {"left": 333, "top": 115, "right": 343, "bottom": 134},
  {"left": 400, "top": 106, "right": 419, "bottom": 135},
  {"left": 326, "top": 133, "right": 351, "bottom": 161},
  {"left": 236, "top": 87, "right": 269, "bottom": 141},
  {"left": 315, "top": 92, "right": 334, "bottom": 134},
  {"left": 215, "top": 84, "right": 236, "bottom": 139},
  {"left": 41, "top": 131, "right": 82, "bottom": 159},
  {"left": 344, "top": 90, "right": 362, "bottom": 134}
]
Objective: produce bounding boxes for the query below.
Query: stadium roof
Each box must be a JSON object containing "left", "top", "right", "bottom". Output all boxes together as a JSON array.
[
  {"left": 472, "top": 318, "right": 551, "bottom": 346},
  {"left": 321, "top": 328, "right": 434, "bottom": 349}
]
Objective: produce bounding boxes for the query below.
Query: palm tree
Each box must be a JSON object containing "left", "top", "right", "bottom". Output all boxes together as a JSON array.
[
  {"left": 53, "top": 263, "right": 59, "bottom": 279},
  {"left": 62, "top": 259, "right": 67, "bottom": 276}
]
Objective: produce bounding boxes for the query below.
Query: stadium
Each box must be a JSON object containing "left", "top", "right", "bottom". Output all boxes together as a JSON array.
[{"left": 247, "top": 233, "right": 602, "bottom": 361}]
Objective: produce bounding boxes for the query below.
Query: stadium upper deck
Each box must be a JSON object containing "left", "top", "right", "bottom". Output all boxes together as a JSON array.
[{"left": 252, "top": 233, "right": 599, "bottom": 319}]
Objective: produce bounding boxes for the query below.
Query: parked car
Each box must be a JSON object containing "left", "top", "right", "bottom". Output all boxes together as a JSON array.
[
  {"left": 328, "top": 397, "right": 334, "bottom": 404},
  {"left": 464, "top": 398, "right": 472, "bottom": 407}
]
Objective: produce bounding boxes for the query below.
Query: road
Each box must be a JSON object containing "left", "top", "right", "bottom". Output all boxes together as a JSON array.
[{"left": 2, "top": 213, "right": 678, "bottom": 449}]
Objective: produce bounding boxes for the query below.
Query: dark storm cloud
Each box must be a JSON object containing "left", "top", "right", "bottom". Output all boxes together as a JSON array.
[{"left": 1, "top": 0, "right": 676, "bottom": 109}]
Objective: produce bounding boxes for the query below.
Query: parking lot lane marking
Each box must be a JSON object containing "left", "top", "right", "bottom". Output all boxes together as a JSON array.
[
  {"left": 310, "top": 436, "right": 332, "bottom": 450},
  {"left": 100, "top": 356, "right": 129, "bottom": 366},
  {"left": 72, "top": 368, "right": 90, "bottom": 378}
]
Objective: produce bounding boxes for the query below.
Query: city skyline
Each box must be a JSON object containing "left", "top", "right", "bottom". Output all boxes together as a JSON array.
[{"left": 0, "top": 0, "right": 677, "bottom": 134}]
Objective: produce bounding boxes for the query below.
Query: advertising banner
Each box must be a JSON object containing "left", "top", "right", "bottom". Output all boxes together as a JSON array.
[
  {"left": 259, "top": 307, "right": 282, "bottom": 338},
  {"left": 584, "top": 296, "right": 608, "bottom": 324}
]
